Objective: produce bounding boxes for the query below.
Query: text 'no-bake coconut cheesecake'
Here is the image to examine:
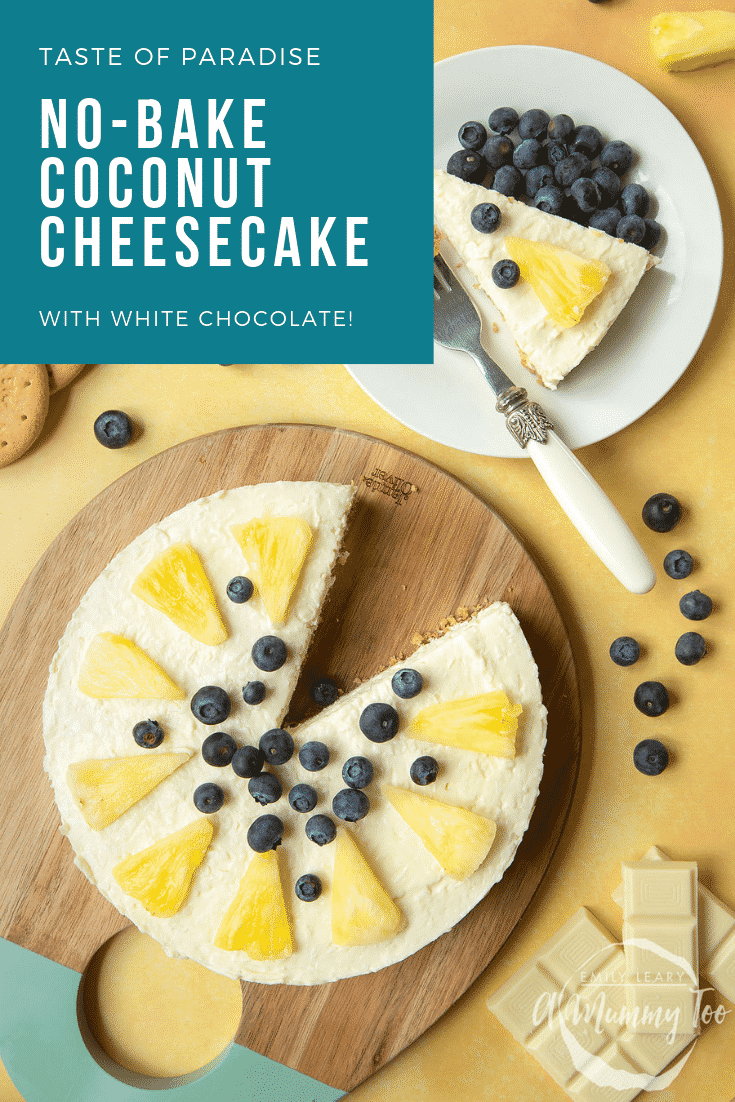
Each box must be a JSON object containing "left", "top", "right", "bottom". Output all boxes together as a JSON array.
[
  {"left": 43, "top": 481, "right": 547, "bottom": 985},
  {"left": 435, "top": 169, "right": 659, "bottom": 389}
]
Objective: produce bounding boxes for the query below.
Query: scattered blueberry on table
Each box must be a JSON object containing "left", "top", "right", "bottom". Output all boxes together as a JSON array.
[
  {"left": 675, "top": 632, "right": 707, "bottom": 665},
  {"left": 679, "top": 590, "right": 713, "bottom": 620},
  {"left": 663, "top": 549, "right": 694, "bottom": 579},
  {"left": 642, "top": 493, "right": 681, "bottom": 533},
  {"left": 93, "top": 410, "right": 134, "bottom": 449},
  {"left": 633, "top": 681, "right": 670, "bottom": 717},
  {"left": 310, "top": 677, "right": 340, "bottom": 707},
  {"left": 609, "top": 636, "right": 641, "bottom": 666},
  {"left": 633, "top": 739, "right": 669, "bottom": 776}
]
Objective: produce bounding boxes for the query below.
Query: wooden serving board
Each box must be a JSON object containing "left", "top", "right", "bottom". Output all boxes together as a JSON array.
[{"left": 0, "top": 423, "right": 580, "bottom": 1095}]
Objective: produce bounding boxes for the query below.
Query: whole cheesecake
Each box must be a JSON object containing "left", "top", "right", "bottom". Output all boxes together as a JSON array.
[
  {"left": 43, "top": 482, "right": 546, "bottom": 985},
  {"left": 434, "top": 168, "right": 659, "bottom": 389}
]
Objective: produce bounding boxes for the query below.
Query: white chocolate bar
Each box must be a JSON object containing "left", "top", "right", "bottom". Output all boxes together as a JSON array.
[
  {"left": 487, "top": 907, "right": 697, "bottom": 1101},
  {"left": 613, "top": 846, "right": 735, "bottom": 1005},
  {"left": 622, "top": 859, "right": 699, "bottom": 1036}
]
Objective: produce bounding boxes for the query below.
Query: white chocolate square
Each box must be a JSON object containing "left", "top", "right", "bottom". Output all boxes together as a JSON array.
[{"left": 623, "top": 861, "right": 697, "bottom": 918}]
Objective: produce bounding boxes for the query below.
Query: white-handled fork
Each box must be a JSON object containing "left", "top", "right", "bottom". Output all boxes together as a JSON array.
[{"left": 433, "top": 254, "right": 656, "bottom": 594}]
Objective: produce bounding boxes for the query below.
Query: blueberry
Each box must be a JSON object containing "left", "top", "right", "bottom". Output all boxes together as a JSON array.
[
  {"left": 544, "top": 140, "right": 568, "bottom": 168},
  {"left": 533, "top": 186, "right": 565, "bottom": 216},
  {"left": 642, "top": 493, "right": 681, "bottom": 533},
  {"left": 342, "top": 756, "right": 374, "bottom": 789},
  {"left": 513, "top": 138, "right": 544, "bottom": 171},
  {"left": 492, "top": 259, "right": 521, "bottom": 289},
  {"left": 305, "top": 813, "right": 336, "bottom": 846},
  {"left": 391, "top": 668, "right": 424, "bottom": 699},
  {"left": 298, "top": 741, "right": 330, "bottom": 771},
  {"left": 410, "top": 756, "right": 439, "bottom": 786},
  {"left": 518, "top": 109, "right": 549, "bottom": 141},
  {"left": 663, "top": 550, "right": 694, "bottom": 580},
  {"left": 642, "top": 218, "right": 662, "bottom": 250},
  {"left": 242, "top": 680, "right": 266, "bottom": 705},
  {"left": 633, "top": 739, "right": 669, "bottom": 776},
  {"left": 359, "top": 702, "right": 399, "bottom": 742},
  {"left": 310, "top": 677, "right": 339, "bottom": 707},
  {"left": 93, "top": 410, "right": 134, "bottom": 449},
  {"left": 447, "top": 149, "right": 487, "bottom": 184},
  {"left": 591, "top": 166, "right": 622, "bottom": 207},
  {"left": 481, "top": 135, "right": 514, "bottom": 169},
  {"left": 599, "top": 140, "right": 634, "bottom": 175},
  {"left": 132, "top": 719, "right": 164, "bottom": 748},
  {"left": 332, "top": 788, "right": 370, "bottom": 822},
  {"left": 226, "top": 575, "right": 253, "bottom": 603},
  {"left": 609, "top": 636, "right": 641, "bottom": 666},
  {"left": 554, "top": 152, "right": 591, "bottom": 188},
  {"left": 570, "top": 125, "right": 603, "bottom": 159},
  {"left": 295, "top": 873, "right": 322, "bottom": 902},
  {"left": 201, "top": 731, "right": 238, "bottom": 767},
  {"left": 232, "top": 744, "right": 265, "bottom": 778},
  {"left": 588, "top": 207, "right": 623, "bottom": 235},
  {"left": 289, "top": 783, "right": 318, "bottom": 813},
  {"left": 547, "top": 114, "right": 575, "bottom": 141},
  {"left": 470, "top": 202, "right": 502, "bottom": 234},
  {"left": 252, "top": 635, "right": 287, "bottom": 672},
  {"left": 248, "top": 772, "right": 283, "bottom": 806},
  {"left": 458, "top": 121, "right": 487, "bottom": 150},
  {"left": 193, "top": 782, "right": 224, "bottom": 813},
  {"left": 259, "top": 728, "right": 294, "bottom": 765},
  {"left": 679, "top": 590, "right": 713, "bottom": 621},
  {"left": 561, "top": 197, "right": 588, "bottom": 226},
  {"left": 191, "top": 685, "right": 231, "bottom": 725},
  {"left": 633, "top": 681, "right": 669, "bottom": 717},
  {"left": 570, "top": 177, "right": 602, "bottom": 214},
  {"left": 247, "top": 814, "right": 283, "bottom": 852},
  {"left": 525, "top": 165, "right": 555, "bottom": 199},
  {"left": 488, "top": 107, "right": 519, "bottom": 134},
  {"left": 620, "top": 183, "right": 650, "bottom": 217},
  {"left": 675, "top": 631, "right": 707, "bottom": 665},
  {"left": 492, "top": 164, "right": 524, "bottom": 197}
]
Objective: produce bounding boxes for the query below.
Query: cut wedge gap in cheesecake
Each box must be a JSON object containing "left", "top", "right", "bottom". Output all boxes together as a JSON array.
[{"left": 434, "top": 169, "right": 659, "bottom": 389}]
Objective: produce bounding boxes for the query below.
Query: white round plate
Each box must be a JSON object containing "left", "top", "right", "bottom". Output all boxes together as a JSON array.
[{"left": 347, "top": 46, "right": 722, "bottom": 457}]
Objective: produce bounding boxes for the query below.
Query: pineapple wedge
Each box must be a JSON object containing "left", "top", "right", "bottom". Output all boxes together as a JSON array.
[
  {"left": 332, "top": 829, "right": 404, "bottom": 946},
  {"left": 230, "top": 516, "right": 313, "bottom": 624},
  {"left": 409, "top": 691, "right": 522, "bottom": 758},
  {"left": 384, "top": 785, "right": 497, "bottom": 880},
  {"left": 131, "top": 544, "right": 227, "bottom": 646},
  {"left": 68, "top": 752, "right": 192, "bottom": 829},
  {"left": 214, "top": 849, "right": 293, "bottom": 958},
  {"left": 504, "top": 236, "right": 610, "bottom": 329},
  {"left": 113, "top": 817, "right": 213, "bottom": 917},
  {"left": 650, "top": 10, "right": 735, "bottom": 70},
  {"left": 78, "top": 633, "right": 185, "bottom": 699}
]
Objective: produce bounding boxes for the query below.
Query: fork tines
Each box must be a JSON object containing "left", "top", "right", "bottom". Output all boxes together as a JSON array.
[{"left": 433, "top": 253, "right": 454, "bottom": 296}]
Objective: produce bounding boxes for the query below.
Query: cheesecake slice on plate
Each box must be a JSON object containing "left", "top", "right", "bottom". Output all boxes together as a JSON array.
[{"left": 434, "top": 168, "right": 659, "bottom": 389}]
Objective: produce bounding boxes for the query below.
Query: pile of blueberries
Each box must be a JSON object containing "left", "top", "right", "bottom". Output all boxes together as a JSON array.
[
  {"left": 448, "top": 106, "right": 661, "bottom": 250},
  {"left": 608, "top": 493, "right": 713, "bottom": 777},
  {"left": 132, "top": 572, "right": 440, "bottom": 904}
]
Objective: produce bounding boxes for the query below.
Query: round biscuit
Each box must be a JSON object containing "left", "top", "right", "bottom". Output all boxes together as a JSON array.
[
  {"left": 0, "top": 365, "right": 50, "bottom": 468},
  {"left": 46, "top": 363, "right": 86, "bottom": 393}
]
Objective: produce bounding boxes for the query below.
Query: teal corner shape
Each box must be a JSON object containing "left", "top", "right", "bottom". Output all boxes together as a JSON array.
[{"left": 0, "top": 937, "right": 346, "bottom": 1102}]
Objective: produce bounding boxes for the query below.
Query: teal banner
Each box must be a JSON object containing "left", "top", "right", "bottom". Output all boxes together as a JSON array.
[{"left": 2, "top": 0, "right": 432, "bottom": 364}]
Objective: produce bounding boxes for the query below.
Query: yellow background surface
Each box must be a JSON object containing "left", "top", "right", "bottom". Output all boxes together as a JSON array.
[{"left": 1, "top": 4, "right": 735, "bottom": 1098}]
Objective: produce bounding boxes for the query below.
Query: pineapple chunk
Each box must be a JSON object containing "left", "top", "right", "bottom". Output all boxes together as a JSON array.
[
  {"left": 408, "top": 691, "right": 522, "bottom": 758},
  {"left": 78, "top": 633, "right": 185, "bottom": 699},
  {"left": 331, "top": 829, "right": 404, "bottom": 946},
  {"left": 650, "top": 10, "right": 735, "bottom": 70},
  {"left": 113, "top": 818, "right": 213, "bottom": 917},
  {"left": 230, "top": 516, "right": 313, "bottom": 624},
  {"left": 131, "top": 544, "right": 227, "bottom": 646},
  {"left": 384, "top": 785, "right": 497, "bottom": 880},
  {"left": 504, "top": 235, "right": 611, "bottom": 329},
  {"left": 68, "top": 752, "right": 192, "bottom": 829},
  {"left": 214, "top": 850, "right": 293, "bottom": 959}
]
